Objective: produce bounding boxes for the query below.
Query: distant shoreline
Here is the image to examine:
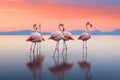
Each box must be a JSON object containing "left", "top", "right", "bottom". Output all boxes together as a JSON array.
[{"left": 0, "top": 29, "right": 120, "bottom": 35}]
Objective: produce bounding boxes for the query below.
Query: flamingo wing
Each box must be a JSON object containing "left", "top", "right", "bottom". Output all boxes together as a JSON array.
[
  {"left": 26, "top": 36, "right": 34, "bottom": 41},
  {"left": 48, "top": 31, "right": 63, "bottom": 41},
  {"left": 78, "top": 32, "right": 90, "bottom": 41},
  {"left": 63, "top": 32, "right": 74, "bottom": 40}
]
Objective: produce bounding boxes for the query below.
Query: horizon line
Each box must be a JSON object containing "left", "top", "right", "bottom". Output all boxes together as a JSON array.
[{"left": 0, "top": 28, "right": 120, "bottom": 32}]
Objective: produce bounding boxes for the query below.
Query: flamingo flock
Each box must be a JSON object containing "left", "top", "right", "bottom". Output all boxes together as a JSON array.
[
  {"left": 26, "top": 22, "right": 92, "bottom": 55},
  {"left": 26, "top": 22, "right": 93, "bottom": 79}
]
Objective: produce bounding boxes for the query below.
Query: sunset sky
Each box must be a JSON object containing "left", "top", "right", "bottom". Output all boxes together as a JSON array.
[{"left": 0, "top": 0, "right": 120, "bottom": 32}]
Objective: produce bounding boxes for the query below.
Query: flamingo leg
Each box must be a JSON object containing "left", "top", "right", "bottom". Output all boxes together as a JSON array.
[
  {"left": 63, "top": 41, "right": 67, "bottom": 50},
  {"left": 30, "top": 42, "right": 33, "bottom": 52},
  {"left": 82, "top": 41, "right": 84, "bottom": 49},
  {"left": 85, "top": 48, "right": 88, "bottom": 61},
  {"left": 39, "top": 42, "right": 41, "bottom": 55},
  {"left": 61, "top": 41, "right": 65, "bottom": 55},
  {"left": 61, "top": 48, "right": 65, "bottom": 55},
  {"left": 37, "top": 42, "right": 39, "bottom": 55},
  {"left": 33, "top": 42, "right": 36, "bottom": 53},
  {"left": 30, "top": 51, "right": 32, "bottom": 62},
  {"left": 54, "top": 41, "right": 59, "bottom": 56},
  {"left": 63, "top": 41, "right": 65, "bottom": 50},
  {"left": 57, "top": 41, "right": 59, "bottom": 54},
  {"left": 85, "top": 41, "right": 87, "bottom": 49},
  {"left": 65, "top": 50, "right": 67, "bottom": 61}
]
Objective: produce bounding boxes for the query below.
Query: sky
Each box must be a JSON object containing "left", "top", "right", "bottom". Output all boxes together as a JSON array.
[{"left": 0, "top": 0, "right": 120, "bottom": 32}]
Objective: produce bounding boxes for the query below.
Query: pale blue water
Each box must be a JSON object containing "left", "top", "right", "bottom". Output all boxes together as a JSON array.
[{"left": 0, "top": 35, "right": 120, "bottom": 80}]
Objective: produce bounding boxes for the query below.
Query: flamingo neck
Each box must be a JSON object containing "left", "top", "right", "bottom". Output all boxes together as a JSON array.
[
  {"left": 39, "top": 26, "right": 42, "bottom": 36},
  {"left": 59, "top": 25, "right": 65, "bottom": 35},
  {"left": 33, "top": 26, "right": 37, "bottom": 32},
  {"left": 86, "top": 24, "right": 91, "bottom": 35}
]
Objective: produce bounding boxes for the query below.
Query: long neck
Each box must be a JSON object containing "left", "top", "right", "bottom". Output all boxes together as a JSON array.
[
  {"left": 86, "top": 24, "right": 91, "bottom": 35},
  {"left": 33, "top": 24, "right": 37, "bottom": 32},
  {"left": 33, "top": 26, "right": 37, "bottom": 32},
  {"left": 59, "top": 25, "right": 65, "bottom": 35},
  {"left": 39, "top": 25, "right": 42, "bottom": 36}
]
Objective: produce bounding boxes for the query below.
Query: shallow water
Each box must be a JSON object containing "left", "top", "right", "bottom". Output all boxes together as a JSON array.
[{"left": 0, "top": 35, "right": 120, "bottom": 80}]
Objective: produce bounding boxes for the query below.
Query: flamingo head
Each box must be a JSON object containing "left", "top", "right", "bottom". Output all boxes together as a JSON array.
[
  {"left": 86, "top": 22, "right": 92, "bottom": 27},
  {"left": 59, "top": 23, "right": 64, "bottom": 27},
  {"left": 86, "top": 22, "right": 90, "bottom": 26},
  {"left": 33, "top": 24, "right": 37, "bottom": 31},
  {"left": 33, "top": 24, "right": 37, "bottom": 27},
  {"left": 59, "top": 23, "right": 65, "bottom": 31}
]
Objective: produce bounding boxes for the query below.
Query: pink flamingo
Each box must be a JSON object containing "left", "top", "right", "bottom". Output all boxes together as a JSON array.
[
  {"left": 48, "top": 24, "right": 64, "bottom": 55},
  {"left": 61, "top": 24, "right": 74, "bottom": 51},
  {"left": 26, "top": 24, "right": 45, "bottom": 52},
  {"left": 78, "top": 22, "right": 92, "bottom": 49}
]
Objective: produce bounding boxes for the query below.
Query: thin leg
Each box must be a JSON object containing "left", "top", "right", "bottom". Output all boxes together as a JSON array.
[
  {"left": 64, "top": 41, "right": 67, "bottom": 50},
  {"left": 57, "top": 41, "right": 59, "bottom": 55},
  {"left": 85, "top": 41, "right": 87, "bottom": 49},
  {"left": 61, "top": 41, "right": 65, "bottom": 55},
  {"left": 30, "top": 42, "right": 33, "bottom": 52},
  {"left": 37, "top": 42, "right": 39, "bottom": 55},
  {"left": 85, "top": 47, "right": 88, "bottom": 61},
  {"left": 63, "top": 41, "right": 65, "bottom": 50},
  {"left": 82, "top": 41, "right": 84, "bottom": 49},
  {"left": 30, "top": 51, "right": 32, "bottom": 62},
  {"left": 33, "top": 42, "right": 36, "bottom": 53},
  {"left": 53, "top": 41, "right": 59, "bottom": 56},
  {"left": 39, "top": 42, "right": 41, "bottom": 54},
  {"left": 65, "top": 50, "right": 67, "bottom": 61}
]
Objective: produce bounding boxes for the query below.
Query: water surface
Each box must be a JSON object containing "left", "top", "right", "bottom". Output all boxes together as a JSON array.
[{"left": 0, "top": 35, "right": 120, "bottom": 80}]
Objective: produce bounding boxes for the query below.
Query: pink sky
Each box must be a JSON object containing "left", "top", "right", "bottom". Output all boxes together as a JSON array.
[{"left": 0, "top": 1, "right": 120, "bottom": 31}]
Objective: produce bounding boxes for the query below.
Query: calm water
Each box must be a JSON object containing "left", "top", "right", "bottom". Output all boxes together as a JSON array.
[{"left": 0, "top": 35, "right": 120, "bottom": 80}]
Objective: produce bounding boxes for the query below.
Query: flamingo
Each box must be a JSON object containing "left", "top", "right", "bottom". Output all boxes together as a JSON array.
[
  {"left": 60, "top": 23, "right": 74, "bottom": 51},
  {"left": 78, "top": 22, "right": 92, "bottom": 49},
  {"left": 26, "top": 24, "right": 45, "bottom": 52},
  {"left": 48, "top": 24, "right": 64, "bottom": 55}
]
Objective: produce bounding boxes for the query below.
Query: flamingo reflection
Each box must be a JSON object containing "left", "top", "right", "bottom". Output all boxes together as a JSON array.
[
  {"left": 49, "top": 49, "right": 74, "bottom": 80},
  {"left": 78, "top": 48, "right": 92, "bottom": 80},
  {"left": 26, "top": 48, "right": 44, "bottom": 80}
]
